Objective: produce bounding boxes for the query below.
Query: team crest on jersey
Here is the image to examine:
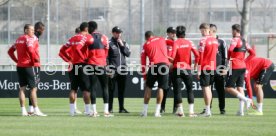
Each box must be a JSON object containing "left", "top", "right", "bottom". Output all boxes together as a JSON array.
[{"left": 270, "top": 80, "right": 276, "bottom": 91}]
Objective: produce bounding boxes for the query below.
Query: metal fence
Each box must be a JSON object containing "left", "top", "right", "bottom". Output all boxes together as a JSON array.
[
  {"left": 1, "top": 0, "right": 276, "bottom": 67},
  {"left": 1, "top": 33, "right": 276, "bottom": 71}
]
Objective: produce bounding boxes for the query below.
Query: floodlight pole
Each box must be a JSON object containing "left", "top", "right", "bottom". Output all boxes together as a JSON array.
[
  {"left": 56, "top": 0, "right": 59, "bottom": 45},
  {"left": 140, "top": 0, "right": 144, "bottom": 53},
  {"left": 150, "top": 0, "right": 153, "bottom": 31},
  {"left": 80, "top": 0, "right": 84, "bottom": 21},
  {"left": 208, "top": 0, "right": 212, "bottom": 23},
  {"left": 47, "top": 0, "right": 50, "bottom": 63},
  {"left": 128, "top": 0, "right": 132, "bottom": 45},
  {"left": 32, "top": 6, "right": 35, "bottom": 25},
  {"left": 8, "top": 0, "right": 11, "bottom": 44}
]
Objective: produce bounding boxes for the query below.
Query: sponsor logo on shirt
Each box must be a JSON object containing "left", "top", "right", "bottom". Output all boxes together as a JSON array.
[
  {"left": 179, "top": 45, "right": 189, "bottom": 48},
  {"left": 16, "top": 40, "right": 25, "bottom": 44}
]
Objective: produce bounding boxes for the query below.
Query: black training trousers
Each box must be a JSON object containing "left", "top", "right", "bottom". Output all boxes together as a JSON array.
[{"left": 108, "top": 73, "right": 127, "bottom": 111}]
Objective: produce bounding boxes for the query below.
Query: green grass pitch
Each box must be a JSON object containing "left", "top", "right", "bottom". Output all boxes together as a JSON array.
[{"left": 0, "top": 98, "right": 275, "bottom": 136}]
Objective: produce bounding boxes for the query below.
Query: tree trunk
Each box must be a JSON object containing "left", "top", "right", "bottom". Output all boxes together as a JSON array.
[{"left": 240, "top": 0, "right": 253, "bottom": 40}]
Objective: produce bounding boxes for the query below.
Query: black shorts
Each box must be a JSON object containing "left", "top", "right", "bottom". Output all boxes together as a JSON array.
[
  {"left": 256, "top": 63, "right": 275, "bottom": 85},
  {"left": 69, "top": 63, "right": 90, "bottom": 91},
  {"left": 17, "top": 67, "right": 40, "bottom": 89},
  {"left": 226, "top": 69, "right": 245, "bottom": 88},
  {"left": 146, "top": 63, "right": 169, "bottom": 90},
  {"left": 168, "top": 71, "right": 173, "bottom": 88},
  {"left": 87, "top": 65, "right": 108, "bottom": 94},
  {"left": 200, "top": 70, "right": 215, "bottom": 87},
  {"left": 172, "top": 68, "right": 193, "bottom": 89}
]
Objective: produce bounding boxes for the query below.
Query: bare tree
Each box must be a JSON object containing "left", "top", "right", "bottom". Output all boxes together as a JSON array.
[
  {"left": 0, "top": 0, "right": 9, "bottom": 6},
  {"left": 183, "top": 0, "right": 199, "bottom": 32},
  {"left": 235, "top": 0, "right": 254, "bottom": 40}
]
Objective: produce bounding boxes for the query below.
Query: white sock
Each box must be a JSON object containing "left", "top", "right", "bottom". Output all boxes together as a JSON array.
[
  {"left": 70, "top": 104, "right": 75, "bottom": 115},
  {"left": 143, "top": 104, "right": 148, "bottom": 113},
  {"left": 236, "top": 93, "right": 248, "bottom": 102},
  {"left": 104, "top": 103, "right": 109, "bottom": 113},
  {"left": 155, "top": 104, "right": 161, "bottom": 115},
  {"left": 178, "top": 105, "right": 184, "bottom": 113},
  {"left": 189, "top": 104, "right": 194, "bottom": 114},
  {"left": 92, "top": 104, "right": 97, "bottom": 113},
  {"left": 85, "top": 104, "right": 91, "bottom": 114},
  {"left": 246, "top": 98, "right": 252, "bottom": 109},
  {"left": 239, "top": 100, "right": 244, "bottom": 113},
  {"left": 34, "top": 107, "right": 40, "bottom": 113},
  {"left": 21, "top": 107, "right": 27, "bottom": 113},
  {"left": 29, "top": 106, "right": 34, "bottom": 112},
  {"left": 74, "top": 101, "right": 77, "bottom": 110},
  {"left": 205, "top": 105, "right": 211, "bottom": 114},
  {"left": 257, "top": 103, "right": 263, "bottom": 112}
]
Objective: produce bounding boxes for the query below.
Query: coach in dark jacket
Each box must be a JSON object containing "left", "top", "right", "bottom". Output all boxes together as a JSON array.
[
  {"left": 211, "top": 24, "right": 227, "bottom": 114},
  {"left": 108, "top": 26, "right": 131, "bottom": 113}
]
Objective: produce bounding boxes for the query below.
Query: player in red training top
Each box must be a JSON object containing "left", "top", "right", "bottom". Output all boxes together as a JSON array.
[
  {"left": 161, "top": 27, "right": 177, "bottom": 114},
  {"left": 7, "top": 24, "right": 46, "bottom": 116},
  {"left": 81, "top": 21, "right": 112, "bottom": 117},
  {"left": 245, "top": 53, "right": 274, "bottom": 115},
  {"left": 140, "top": 31, "right": 170, "bottom": 117},
  {"left": 171, "top": 25, "right": 199, "bottom": 117},
  {"left": 225, "top": 24, "right": 255, "bottom": 116},
  {"left": 59, "top": 28, "right": 82, "bottom": 115},
  {"left": 59, "top": 22, "right": 93, "bottom": 116},
  {"left": 197, "top": 23, "right": 219, "bottom": 117},
  {"left": 27, "top": 21, "right": 45, "bottom": 115}
]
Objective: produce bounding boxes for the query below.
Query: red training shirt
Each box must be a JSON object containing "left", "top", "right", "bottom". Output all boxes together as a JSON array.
[
  {"left": 171, "top": 38, "right": 199, "bottom": 70},
  {"left": 59, "top": 33, "right": 93, "bottom": 64},
  {"left": 8, "top": 34, "right": 40, "bottom": 67},
  {"left": 141, "top": 36, "right": 170, "bottom": 79},
  {"left": 245, "top": 56, "right": 272, "bottom": 99},
  {"left": 166, "top": 38, "right": 174, "bottom": 58},
  {"left": 82, "top": 32, "right": 109, "bottom": 66},
  {"left": 198, "top": 35, "right": 219, "bottom": 71},
  {"left": 228, "top": 37, "right": 255, "bottom": 69}
]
